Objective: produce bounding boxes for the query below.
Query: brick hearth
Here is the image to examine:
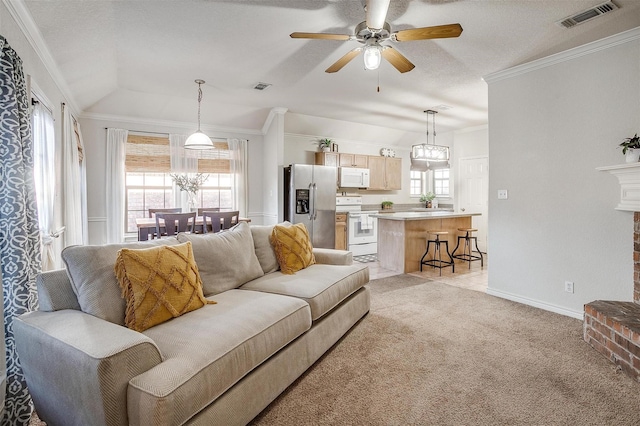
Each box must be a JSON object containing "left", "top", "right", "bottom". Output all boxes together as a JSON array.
[{"left": 582, "top": 212, "right": 640, "bottom": 382}]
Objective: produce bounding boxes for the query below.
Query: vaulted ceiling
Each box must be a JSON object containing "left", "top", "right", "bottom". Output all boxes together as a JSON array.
[{"left": 19, "top": 0, "right": 640, "bottom": 136}]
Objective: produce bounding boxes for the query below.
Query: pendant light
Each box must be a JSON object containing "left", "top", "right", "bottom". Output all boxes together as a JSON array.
[
  {"left": 410, "top": 110, "right": 450, "bottom": 170},
  {"left": 184, "top": 79, "right": 213, "bottom": 150}
]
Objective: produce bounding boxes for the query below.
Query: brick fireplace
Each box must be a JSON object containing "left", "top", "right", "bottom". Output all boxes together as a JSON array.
[{"left": 583, "top": 212, "right": 640, "bottom": 382}]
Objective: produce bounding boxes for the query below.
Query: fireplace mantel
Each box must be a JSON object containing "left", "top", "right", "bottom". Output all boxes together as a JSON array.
[{"left": 597, "top": 163, "right": 640, "bottom": 211}]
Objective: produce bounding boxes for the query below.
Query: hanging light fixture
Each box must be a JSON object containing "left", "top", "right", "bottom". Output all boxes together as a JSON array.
[
  {"left": 184, "top": 79, "right": 214, "bottom": 150},
  {"left": 410, "top": 110, "right": 450, "bottom": 171}
]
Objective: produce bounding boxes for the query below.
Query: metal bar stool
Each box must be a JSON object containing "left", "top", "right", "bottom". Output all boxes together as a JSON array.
[
  {"left": 420, "top": 230, "right": 455, "bottom": 275},
  {"left": 452, "top": 228, "right": 484, "bottom": 269}
]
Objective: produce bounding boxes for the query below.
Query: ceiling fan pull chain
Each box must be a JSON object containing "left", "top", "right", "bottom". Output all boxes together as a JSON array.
[{"left": 377, "top": 69, "right": 380, "bottom": 93}]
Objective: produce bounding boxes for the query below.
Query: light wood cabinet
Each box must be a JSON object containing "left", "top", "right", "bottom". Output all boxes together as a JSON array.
[
  {"left": 315, "top": 152, "right": 339, "bottom": 167},
  {"left": 335, "top": 213, "right": 347, "bottom": 250},
  {"left": 338, "top": 153, "right": 368, "bottom": 168},
  {"left": 367, "top": 156, "right": 402, "bottom": 190}
]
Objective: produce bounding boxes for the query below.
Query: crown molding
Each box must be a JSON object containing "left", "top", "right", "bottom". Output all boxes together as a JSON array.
[
  {"left": 484, "top": 26, "right": 640, "bottom": 83},
  {"left": 79, "top": 112, "right": 264, "bottom": 136},
  {"left": 261, "top": 107, "right": 288, "bottom": 135},
  {"left": 3, "top": 0, "right": 80, "bottom": 114}
]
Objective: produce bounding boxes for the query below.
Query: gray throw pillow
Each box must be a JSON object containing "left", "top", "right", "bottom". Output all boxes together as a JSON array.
[
  {"left": 61, "top": 238, "right": 180, "bottom": 325},
  {"left": 250, "top": 224, "right": 279, "bottom": 274},
  {"left": 177, "top": 222, "right": 264, "bottom": 296}
]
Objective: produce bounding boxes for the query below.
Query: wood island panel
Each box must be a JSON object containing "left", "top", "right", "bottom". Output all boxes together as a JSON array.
[{"left": 376, "top": 215, "right": 474, "bottom": 273}]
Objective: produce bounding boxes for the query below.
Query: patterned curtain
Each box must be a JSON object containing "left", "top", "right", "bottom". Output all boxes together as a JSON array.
[{"left": 0, "top": 36, "right": 41, "bottom": 425}]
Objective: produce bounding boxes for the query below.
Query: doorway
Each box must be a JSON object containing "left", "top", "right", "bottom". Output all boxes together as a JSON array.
[{"left": 458, "top": 156, "right": 488, "bottom": 253}]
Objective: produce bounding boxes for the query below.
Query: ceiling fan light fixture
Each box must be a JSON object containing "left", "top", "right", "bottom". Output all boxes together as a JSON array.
[
  {"left": 363, "top": 44, "right": 382, "bottom": 70},
  {"left": 184, "top": 79, "right": 213, "bottom": 150}
]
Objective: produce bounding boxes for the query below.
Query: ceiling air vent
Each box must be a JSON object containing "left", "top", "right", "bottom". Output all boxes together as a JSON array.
[
  {"left": 557, "top": 1, "right": 618, "bottom": 29},
  {"left": 253, "top": 82, "right": 272, "bottom": 91}
]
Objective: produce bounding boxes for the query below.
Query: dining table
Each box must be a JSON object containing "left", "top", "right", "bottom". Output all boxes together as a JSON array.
[{"left": 135, "top": 215, "right": 251, "bottom": 241}]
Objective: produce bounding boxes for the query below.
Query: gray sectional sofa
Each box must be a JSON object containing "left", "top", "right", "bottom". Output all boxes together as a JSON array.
[{"left": 14, "top": 222, "right": 370, "bottom": 425}]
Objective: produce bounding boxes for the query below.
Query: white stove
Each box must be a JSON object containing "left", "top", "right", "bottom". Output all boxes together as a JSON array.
[{"left": 336, "top": 196, "right": 378, "bottom": 256}]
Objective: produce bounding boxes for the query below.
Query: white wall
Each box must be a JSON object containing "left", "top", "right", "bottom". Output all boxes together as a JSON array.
[
  {"left": 485, "top": 28, "right": 640, "bottom": 318},
  {"left": 79, "top": 115, "right": 263, "bottom": 244}
]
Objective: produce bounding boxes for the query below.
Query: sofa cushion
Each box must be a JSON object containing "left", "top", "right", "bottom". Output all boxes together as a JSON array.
[
  {"left": 240, "top": 263, "right": 369, "bottom": 321},
  {"left": 115, "top": 241, "right": 215, "bottom": 332},
  {"left": 127, "top": 289, "right": 311, "bottom": 426},
  {"left": 176, "top": 222, "right": 264, "bottom": 296},
  {"left": 61, "top": 238, "right": 180, "bottom": 325},
  {"left": 250, "top": 224, "right": 279, "bottom": 274},
  {"left": 270, "top": 222, "right": 315, "bottom": 274}
]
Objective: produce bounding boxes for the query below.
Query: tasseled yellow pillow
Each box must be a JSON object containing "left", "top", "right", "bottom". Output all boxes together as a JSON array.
[
  {"left": 115, "top": 241, "right": 215, "bottom": 332},
  {"left": 270, "top": 223, "right": 315, "bottom": 274}
]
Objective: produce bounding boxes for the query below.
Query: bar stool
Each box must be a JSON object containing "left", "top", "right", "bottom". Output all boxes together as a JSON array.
[
  {"left": 452, "top": 228, "right": 484, "bottom": 269},
  {"left": 420, "top": 231, "right": 455, "bottom": 275}
]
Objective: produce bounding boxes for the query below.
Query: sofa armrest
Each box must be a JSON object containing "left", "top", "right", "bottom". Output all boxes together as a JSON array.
[
  {"left": 313, "top": 248, "right": 353, "bottom": 265},
  {"left": 15, "top": 310, "right": 162, "bottom": 426}
]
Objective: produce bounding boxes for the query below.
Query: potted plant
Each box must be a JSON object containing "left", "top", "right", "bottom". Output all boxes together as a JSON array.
[
  {"left": 620, "top": 133, "right": 640, "bottom": 163},
  {"left": 420, "top": 192, "right": 436, "bottom": 208},
  {"left": 315, "top": 138, "right": 333, "bottom": 152},
  {"left": 381, "top": 201, "right": 393, "bottom": 210}
]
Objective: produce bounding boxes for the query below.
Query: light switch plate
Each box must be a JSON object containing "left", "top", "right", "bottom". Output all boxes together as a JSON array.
[{"left": 497, "top": 190, "right": 508, "bottom": 200}]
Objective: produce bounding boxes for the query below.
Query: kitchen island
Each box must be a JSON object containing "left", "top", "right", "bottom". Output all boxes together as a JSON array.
[{"left": 370, "top": 211, "right": 481, "bottom": 274}]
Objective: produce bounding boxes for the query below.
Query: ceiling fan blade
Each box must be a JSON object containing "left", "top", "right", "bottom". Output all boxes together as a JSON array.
[
  {"left": 381, "top": 47, "right": 415, "bottom": 73},
  {"left": 394, "top": 23, "right": 463, "bottom": 42},
  {"left": 366, "top": 0, "right": 391, "bottom": 31},
  {"left": 290, "top": 32, "right": 351, "bottom": 41},
  {"left": 325, "top": 48, "right": 362, "bottom": 73}
]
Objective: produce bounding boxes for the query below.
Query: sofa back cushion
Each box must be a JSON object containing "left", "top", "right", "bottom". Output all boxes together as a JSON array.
[
  {"left": 176, "top": 222, "right": 264, "bottom": 296},
  {"left": 250, "top": 224, "right": 279, "bottom": 274},
  {"left": 62, "top": 238, "right": 180, "bottom": 325}
]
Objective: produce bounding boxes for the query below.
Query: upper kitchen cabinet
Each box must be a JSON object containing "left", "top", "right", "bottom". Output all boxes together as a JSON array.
[
  {"left": 367, "top": 156, "right": 402, "bottom": 190},
  {"left": 315, "top": 152, "right": 339, "bottom": 167},
  {"left": 338, "top": 153, "right": 368, "bottom": 168}
]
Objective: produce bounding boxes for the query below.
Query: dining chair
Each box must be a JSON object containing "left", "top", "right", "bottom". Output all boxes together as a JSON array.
[
  {"left": 202, "top": 211, "right": 239, "bottom": 233},
  {"left": 148, "top": 208, "right": 182, "bottom": 218},
  {"left": 197, "top": 207, "right": 220, "bottom": 215},
  {"left": 155, "top": 212, "right": 197, "bottom": 237}
]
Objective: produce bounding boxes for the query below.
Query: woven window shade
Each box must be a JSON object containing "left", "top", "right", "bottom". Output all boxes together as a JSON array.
[{"left": 126, "top": 135, "right": 231, "bottom": 174}]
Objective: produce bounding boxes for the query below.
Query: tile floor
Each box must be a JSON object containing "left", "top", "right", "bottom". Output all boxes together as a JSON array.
[{"left": 366, "top": 254, "right": 488, "bottom": 293}]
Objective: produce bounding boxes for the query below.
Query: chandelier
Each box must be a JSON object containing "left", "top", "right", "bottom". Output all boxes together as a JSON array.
[
  {"left": 184, "top": 79, "right": 214, "bottom": 150},
  {"left": 410, "top": 110, "right": 450, "bottom": 171}
]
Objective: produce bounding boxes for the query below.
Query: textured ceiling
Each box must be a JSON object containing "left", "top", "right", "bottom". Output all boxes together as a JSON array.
[{"left": 21, "top": 0, "right": 640, "bottom": 137}]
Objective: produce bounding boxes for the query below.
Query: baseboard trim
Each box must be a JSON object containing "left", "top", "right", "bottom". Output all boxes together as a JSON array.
[{"left": 486, "top": 288, "right": 584, "bottom": 320}]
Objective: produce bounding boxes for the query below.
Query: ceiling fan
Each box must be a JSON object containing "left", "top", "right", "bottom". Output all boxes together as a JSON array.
[{"left": 290, "top": 0, "right": 462, "bottom": 73}]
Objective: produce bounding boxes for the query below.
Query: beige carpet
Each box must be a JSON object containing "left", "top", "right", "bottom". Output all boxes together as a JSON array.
[{"left": 250, "top": 275, "right": 640, "bottom": 425}]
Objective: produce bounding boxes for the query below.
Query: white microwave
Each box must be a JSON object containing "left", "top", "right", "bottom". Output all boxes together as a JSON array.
[{"left": 338, "top": 167, "right": 370, "bottom": 188}]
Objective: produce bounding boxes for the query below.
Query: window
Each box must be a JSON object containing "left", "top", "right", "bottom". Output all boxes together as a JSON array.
[
  {"left": 124, "top": 134, "right": 233, "bottom": 233},
  {"left": 410, "top": 171, "right": 424, "bottom": 197},
  {"left": 433, "top": 169, "right": 450, "bottom": 197}
]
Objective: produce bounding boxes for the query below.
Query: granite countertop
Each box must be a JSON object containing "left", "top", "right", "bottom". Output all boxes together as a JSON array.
[{"left": 369, "top": 211, "right": 480, "bottom": 221}]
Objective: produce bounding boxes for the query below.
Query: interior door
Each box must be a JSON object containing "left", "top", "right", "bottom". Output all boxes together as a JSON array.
[{"left": 458, "top": 157, "right": 488, "bottom": 253}]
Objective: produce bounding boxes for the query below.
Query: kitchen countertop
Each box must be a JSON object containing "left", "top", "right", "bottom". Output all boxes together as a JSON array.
[{"left": 370, "top": 211, "right": 480, "bottom": 221}]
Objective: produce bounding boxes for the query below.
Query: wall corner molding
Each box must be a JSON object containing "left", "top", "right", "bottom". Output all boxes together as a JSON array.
[
  {"left": 484, "top": 26, "right": 640, "bottom": 83},
  {"left": 261, "top": 107, "right": 288, "bottom": 135}
]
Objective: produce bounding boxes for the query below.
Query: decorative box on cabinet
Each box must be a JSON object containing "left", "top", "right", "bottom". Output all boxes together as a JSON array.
[
  {"left": 335, "top": 213, "right": 347, "bottom": 250},
  {"left": 367, "top": 156, "right": 402, "bottom": 190},
  {"left": 315, "top": 152, "right": 339, "bottom": 167}
]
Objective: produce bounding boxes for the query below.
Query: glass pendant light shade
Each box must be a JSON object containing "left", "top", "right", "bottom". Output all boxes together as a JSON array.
[
  {"left": 363, "top": 45, "right": 382, "bottom": 70},
  {"left": 184, "top": 79, "right": 213, "bottom": 150},
  {"left": 184, "top": 130, "right": 213, "bottom": 150},
  {"left": 411, "top": 110, "right": 450, "bottom": 167}
]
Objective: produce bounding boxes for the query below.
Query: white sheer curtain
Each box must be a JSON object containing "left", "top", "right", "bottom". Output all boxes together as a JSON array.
[
  {"left": 106, "top": 128, "right": 128, "bottom": 243},
  {"left": 62, "top": 105, "right": 88, "bottom": 246},
  {"left": 32, "top": 101, "right": 56, "bottom": 271},
  {"left": 228, "top": 138, "right": 248, "bottom": 216},
  {"left": 169, "top": 134, "right": 198, "bottom": 212}
]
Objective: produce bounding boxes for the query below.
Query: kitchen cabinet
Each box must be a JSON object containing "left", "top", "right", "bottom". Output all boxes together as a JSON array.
[
  {"left": 315, "top": 152, "right": 339, "bottom": 167},
  {"left": 335, "top": 213, "right": 347, "bottom": 250},
  {"left": 367, "top": 156, "right": 402, "bottom": 190},
  {"left": 338, "top": 153, "right": 368, "bottom": 168}
]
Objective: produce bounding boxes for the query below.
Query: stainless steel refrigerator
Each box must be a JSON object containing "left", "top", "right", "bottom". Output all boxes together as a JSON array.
[{"left": 284, "top": 164, "right": 336, "bottom": 249}]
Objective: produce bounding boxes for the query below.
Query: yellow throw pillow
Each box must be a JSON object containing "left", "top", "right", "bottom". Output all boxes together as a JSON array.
[
  {"left": 115, "top": 241, "right": 215, "bottom": 332},
  {"left": 270, "top": 223, "right": 315, "bottom": 274}
]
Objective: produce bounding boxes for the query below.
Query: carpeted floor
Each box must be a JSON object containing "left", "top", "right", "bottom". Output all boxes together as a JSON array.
[{"left": 250, "top": 274, "right": 640, "bottom": 425}]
